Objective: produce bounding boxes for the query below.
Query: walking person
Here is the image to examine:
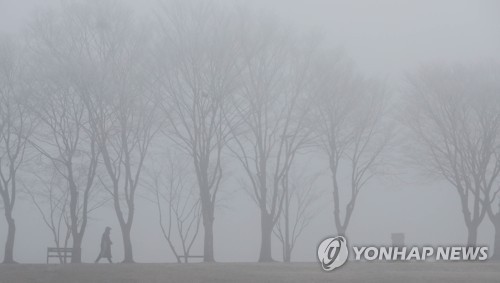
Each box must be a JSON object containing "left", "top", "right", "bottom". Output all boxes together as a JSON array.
[{"left": 95, "top": 227, "right": 113, "bottom": 263}]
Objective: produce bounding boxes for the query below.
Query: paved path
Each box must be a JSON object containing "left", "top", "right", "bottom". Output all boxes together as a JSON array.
[{"left": 0, "top": 262, "right": 499, "bottom": 283}]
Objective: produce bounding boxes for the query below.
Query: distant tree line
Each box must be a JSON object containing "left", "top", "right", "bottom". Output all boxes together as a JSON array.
[{"left": 0, "top": 0, "right": 499, "bottom": 264}]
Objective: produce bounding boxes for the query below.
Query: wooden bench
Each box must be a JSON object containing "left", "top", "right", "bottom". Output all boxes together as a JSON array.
[
  {"left": 177, "top": 255, "right": 204, "bottom": 263},
  {"left": 47, "top": 247, "right": 73, "bottom": 263}
]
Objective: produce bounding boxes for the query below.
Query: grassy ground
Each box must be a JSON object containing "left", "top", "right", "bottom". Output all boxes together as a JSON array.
[{"left": 0, "top": 262, "right": 499, "bottom": 283}]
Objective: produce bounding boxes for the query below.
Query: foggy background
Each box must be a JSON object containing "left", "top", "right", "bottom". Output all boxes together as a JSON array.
[{"left": 0, "top": 0, "right": 499, "bottom": 263}]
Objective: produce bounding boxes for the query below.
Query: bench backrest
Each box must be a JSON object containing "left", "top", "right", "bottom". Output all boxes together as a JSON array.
[{"left": 47, "top": 248, "right": 73, "bottom": 253}]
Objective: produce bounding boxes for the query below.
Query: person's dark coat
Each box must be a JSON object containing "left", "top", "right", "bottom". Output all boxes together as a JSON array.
[{"left": 98, "top": 227, "right": 113, "bottom": 259}]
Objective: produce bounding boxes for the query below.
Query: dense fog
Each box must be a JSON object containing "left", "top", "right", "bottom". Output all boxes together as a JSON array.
[{"left": 0, "top": 0, "right": 499, "bottom": 264}]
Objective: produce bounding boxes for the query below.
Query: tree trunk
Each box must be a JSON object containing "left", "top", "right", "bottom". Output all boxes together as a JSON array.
[
  {"left": 466, "top": 223, "right": 478, "bottom": 246},
  {"left": 69, "top": 187, "right": 82, "bottom": 263},
  {"left": 492, "top": 219, "right": 500, "bottom": 260},
  {"left": 336, "top": 226, "right": 346, "bottom": 238},
  {"left": 3, "top": 215, "right": 16, "bottom": 264},
  {"left": 121, "top": 225, "right": 134, "bottom": 263},
  {"left": 284, "top": 191, "right": 290, "bottom": 263},
  {"left": 202, "top": 214, "right": 215, "bottom": 262},
  {"left": 199, "top": 187, "right": 215, "bottom": 263},
  {"left": 258, "top": 212, "right": 274, "bottom": 262},
  {"left": 71, "top": 236, "right": 82, "bottom": 263},
  {"left": 283, "top": 243, "right": 291, "bottom": 263}
]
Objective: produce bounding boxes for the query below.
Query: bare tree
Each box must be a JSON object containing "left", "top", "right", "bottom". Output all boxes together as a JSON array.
[
  {"left": 26, "top": 65, "right": 100, "bottom": 263},
  {"left": 311, "top": 52, "right": 391, "bottom": 237},
  {"left": 86, "top": 25, "right": 158, "bottom": 263},
  {"left": 405, "top": 64, "right": 500, "bottom": 245},
  {"left": 25, "top": 171, "right": 72, "bottom": 263},
  {"left": 227, "top": 21, "right": 316, "bottom": 262},
  {"left": 155, "top": 0, "right": 241, "bottom": 262},
  {"left": 274, "top": 169, "right": 320, "bottom": 262},
  {"left": 0, "top": 36, "right": 33, "bottom": 264},
  {"left": 25, "top": 168, "right": 107, "bottom": 263},
  {"left": 28, "top": 0, "right": 157, "bottom": 263},
  {"left": 25, "top": 3, "right": 115, "bottom": 263},
  {"left": 149, "top": 154, "right": 201, "bottom": 263}
]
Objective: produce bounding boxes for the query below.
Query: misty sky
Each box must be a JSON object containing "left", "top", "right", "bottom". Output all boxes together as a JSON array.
[{"left": 1, "top": 0, "right": 500, "bottom": 263}]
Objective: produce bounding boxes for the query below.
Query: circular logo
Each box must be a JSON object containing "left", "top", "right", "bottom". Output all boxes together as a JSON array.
[{"left": 317, "top": 236, "right": 349, "bottom": 271}]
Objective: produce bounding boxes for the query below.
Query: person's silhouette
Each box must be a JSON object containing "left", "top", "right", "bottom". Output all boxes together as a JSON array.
[{"left": 95, "top": 227, "right": 113, "bottom": 263}]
